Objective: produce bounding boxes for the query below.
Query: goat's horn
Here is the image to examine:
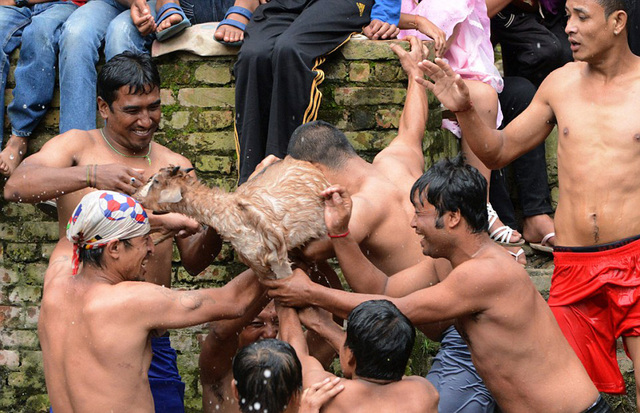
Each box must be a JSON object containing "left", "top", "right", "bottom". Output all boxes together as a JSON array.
[
  {"left": 171, "top": 166, "right": 181, "bottom": 175},
  {"left": 184, "top": 167, "right": 195, "bottom": 173}
]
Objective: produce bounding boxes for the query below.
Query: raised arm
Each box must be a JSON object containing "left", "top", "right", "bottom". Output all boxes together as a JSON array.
[
  {"left": 417, "top": 58, "right": 556, "bottom": 169},
  {"left": 4, "top": 132, "right": 143, "bottom": 202}
]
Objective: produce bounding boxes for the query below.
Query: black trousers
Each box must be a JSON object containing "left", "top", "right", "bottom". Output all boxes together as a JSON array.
[
  {"left": 489, "top": 77, "right": 554, "bottom": 230},
  {"left": 234, "top": 0, "right": 372, "bottom": 184},
  {"left": 491, "top": 4, "right": 572, "bottom": 87}
]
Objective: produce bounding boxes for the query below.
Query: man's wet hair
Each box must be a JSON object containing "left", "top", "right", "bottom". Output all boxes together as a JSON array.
[
  {"left": 78, "top": 239, "right": 133, "bottom": 269},
  {"left": 597, "top": 0, "right": 631, "bottom": 17},
  {"left": 232, "top": 339, "right": 302, "bottom": 413},
  {"left": 345, "top": 300, "right": 415, "bottom": 382},
  {"left": 288, "top": 120, "right": 357, "bottom": 169},
  {"left": 97, "top": 51, "right": 161, "bottom": 109},
  {"left": 410, "top": 154, "right": 488, "bottom": 234}
]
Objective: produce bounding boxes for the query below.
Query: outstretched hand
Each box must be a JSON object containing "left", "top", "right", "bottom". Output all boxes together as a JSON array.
[
  {"left": 390, "top": 36, "right": 429, "bottom": 79},
  {"left": 321, "top": 185, "right": 352, "bottom": 237},
  {"left": 261, "top": 268, "right": 316, "bottom": 308},
  {"left": 416, "top": 58, "right": 472, "bottom": 113}
]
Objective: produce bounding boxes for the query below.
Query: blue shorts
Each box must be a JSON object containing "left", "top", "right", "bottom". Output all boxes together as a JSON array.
[
  {"left": 149, "top": 335, "right": 186, "bottom": 413},
  {"left": 426, "top": 326, "right": 497, "bottom": 413}
]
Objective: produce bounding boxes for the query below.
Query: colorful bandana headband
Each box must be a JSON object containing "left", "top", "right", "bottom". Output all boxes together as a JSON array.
[{"left": 66, "top": 191, "right": 150, "bottom": 275}]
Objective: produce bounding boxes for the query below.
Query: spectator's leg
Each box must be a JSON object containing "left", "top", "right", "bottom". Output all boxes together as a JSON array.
[
  {"left": 0, "top": 6, "right": 31, "bottom": 151},
  {"left": 58, "top": 0, "right": 125, "bottom": 133},
  {"left": 0, "top": 2, "right": 76, "bottom": 176},
  {"left": 234, "top": 0, "right": 297, "bottom": 184},
  {"left": 264, "top": 0, "right": 372, "bottom": 168},
  {"left": 491, "top": 6, "right": 565, "bottom": 87},
  {"left": 104, "top": 0, "right": 157, "bottom": 60}
]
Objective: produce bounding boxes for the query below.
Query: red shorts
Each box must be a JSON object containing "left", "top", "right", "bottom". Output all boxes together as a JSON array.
[{"left": 549, "top": 236, "right": 640, "bottom": 394}]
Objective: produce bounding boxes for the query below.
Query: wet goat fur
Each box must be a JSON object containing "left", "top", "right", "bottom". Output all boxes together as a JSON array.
[{"left": 135, "top": 157, "right": 329, "bottom": 279}]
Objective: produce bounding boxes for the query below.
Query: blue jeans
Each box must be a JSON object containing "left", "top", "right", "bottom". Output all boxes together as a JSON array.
[
  {"left": 0, "top": 1, "right": 76, "bottom": 146},
  {"left": 58, "top": 0, "right": 156, "bottom": 133}
]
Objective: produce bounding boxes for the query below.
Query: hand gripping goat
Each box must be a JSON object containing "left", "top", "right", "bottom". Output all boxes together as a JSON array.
[{"left": 134, "top": 157, "right": 329, "bottom": 279}]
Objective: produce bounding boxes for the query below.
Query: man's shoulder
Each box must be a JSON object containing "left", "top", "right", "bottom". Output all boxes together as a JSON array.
[
  {"left": 42, "top": 129, "right": 98, "bottom": 153},
  {"left": 151, "top": 142, "right": 192, "bottom": 168}
]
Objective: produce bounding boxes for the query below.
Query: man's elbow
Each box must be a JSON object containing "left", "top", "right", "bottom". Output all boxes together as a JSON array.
[{"left": 3, "top": 181, "right": 22, "bottom": 202}]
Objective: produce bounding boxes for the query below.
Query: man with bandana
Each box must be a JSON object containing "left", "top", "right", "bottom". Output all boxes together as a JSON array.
[
  {"left": 3, "top": 52, "right": 221, "bottom": 412},
  {"left": 38, "top": 191, "right": 266, "bottom": 413}
]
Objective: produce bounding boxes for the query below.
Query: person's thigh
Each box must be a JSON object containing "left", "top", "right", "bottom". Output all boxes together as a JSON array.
[
  {"left": 0, "top": 6, "right": 31, "bottom": 53},
  {"left": 61, "top": 0, "right": 125, "bottom": 46}
]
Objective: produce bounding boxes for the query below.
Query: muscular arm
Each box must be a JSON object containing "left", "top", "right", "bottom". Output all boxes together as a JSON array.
[
  {"left": 418, "top": 59, "right": 557, "bottom": 169},
  {"left": 4, "top": 132, "right": 143, "bottom": 202},
  {"left": 127, "top": 268, "right": 266, "bottom": 330}
]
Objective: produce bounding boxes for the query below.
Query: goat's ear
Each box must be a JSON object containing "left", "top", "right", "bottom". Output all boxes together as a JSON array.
[
  {"left": 158, "top": 187, "right": 183, "bottom": 203},
  {"left": 170, "top": 166, "right": 181, "bottom": 176}
]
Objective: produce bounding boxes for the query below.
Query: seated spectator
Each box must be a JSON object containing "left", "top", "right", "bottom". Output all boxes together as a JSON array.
[
  {"left": 265, "top": 155, "right": 606, "bottom": 412},
  {"left": 233, "top": 0, "right": 401, "bottom": 184},
  {"left": 277, "top": 300, "right": 439, "bottom": 412},
  {"left": 39, "top": 190, "right": 266, "bottom": 412},
  {"left": 397, "top": 0, "right": 526, "bottom": 254},
  {"left": 0, "top": 0, "right": 81, "bottom": 176}
]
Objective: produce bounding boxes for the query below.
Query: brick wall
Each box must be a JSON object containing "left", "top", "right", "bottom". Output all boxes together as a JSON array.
[{"left": 0, "top": 39, "right": 608, "bottom": 413}]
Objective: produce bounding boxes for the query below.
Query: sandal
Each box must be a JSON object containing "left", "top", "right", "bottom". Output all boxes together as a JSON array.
[
  {"left": 155, "top": 2, "right": 192, "bottom": 42},
  {"left": 487, "top": 203, "right": 525, "bottom": 246},
  {"left": 508, "top": 247, "right": 526, "bottom": 266},
  {"left": 529, "top": 232, "right": 555, "bottom": 254},
  {"left": 215, "top": 6, "right": 253, "bottom": 47}
]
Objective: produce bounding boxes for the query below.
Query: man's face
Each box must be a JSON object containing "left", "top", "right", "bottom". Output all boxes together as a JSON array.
[
  {"left": 103, "top": 85, "right": 161, "bottom": 151},
  {"left": 565, "top": 0, "right": 616, "bottom": 61},
  {"left": 410, "top": 193, "right": 444, "bottom": 258},
  {"left": 238, "top": 303, "right": 279, "bottom": 348},
  {"left": 120, "top": 234, "right": 154, "bottom": 281}
]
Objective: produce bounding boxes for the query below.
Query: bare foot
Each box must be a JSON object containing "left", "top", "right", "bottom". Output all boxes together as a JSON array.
[
  {"left": 214, "top": 0, "right": 259, "bottom": 44},
  {"left": 156, "top": 10, "right": 184, "bottom": 33},
  {"left": 0, "top": 135, "right": 28, "bottom": 177},
  {"left": 487, "top": 203, "right": 523, "bottom": 245},
  {"left": 522, "top": 214, "right": 556, "bottom": 246}
]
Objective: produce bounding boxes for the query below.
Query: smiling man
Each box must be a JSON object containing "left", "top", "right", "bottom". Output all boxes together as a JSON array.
[
  {"left": 39, "top": 191, "right": 265, "bottom": 412},
  {"left": 4, "top": 52, "right": 222, "bottom": 412},
  {"left": 265, "top": 156, "right": 607, "bottom": 412},
  {"left": 414, "top": 0, "right": 640, "bottom": 403}
]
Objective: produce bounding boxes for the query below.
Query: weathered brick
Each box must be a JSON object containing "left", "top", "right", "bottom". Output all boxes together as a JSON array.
[
  {"left": 0, "top": 330, "right": 39, "bottom": 349},
  {"left": 160, "top": 88, "right": 176, "bottom": 105},
  {"left": 373, "top": 62, "right": 406, "bottom": 82},
  {"left": 195, "top": 110, "right": 234, "bottom": 131},
  {"left": 40, "top": 243, "right": 56, "bottom": 260},
  {"left": 0, "top": 306, "right": 23, "bottom": 328},
  {"left": 334, "top": 87, "right": 406, "bottom": 106},
  {"left": 195, "top": 155, "right": 234, "bottom": 173},
  {"left": 24, "top": 306, "right": 39, "bottom": 328},
  {"left": 194, "top": 64, "right": 232, "bottom": 85},
  {"left": 9, "top": 285, "right": 42, "bottom": 303},
  {"left": 2, "top": 203, "right": 44, "bottom": 220},
  {"left": 323, "top": 61, "right": 347, "bottom": 80},
  {"left": 20, "top": 221, "right": 59, "bottom": 242},
  {"left": 25, "top": 394, "right": 50, "bottom": 413},
  {"left": 349, "top": 62, "right": 371, "bottom": 82},
  {"left": 164, "top": 110, "right": 190, "bottom": 130},
  {"left": 185, "top": 131, "right": 236, "bottom": 153},
  {"left": 0, "top": 223, "right": 19, "bottom": 241},
  {"left": 375, "top": 108, "right": 402, "bottom": 129},
  {"left": 5, "top": 243, "right": 41, "bottom": 263},
  {"left": 0, "top": 265, "right": 20, "bottom": 285},
  {"left": 341, "top": 39, "right": 404, "bottom": 60},
  {"left": 0, "top": 349, "right": 20, "bottom": 369},
  {"left": 178, "top": 88, "right": 235, "bottom": 108},
  {"left": 23, "top": 262, "right": 48, "bottom": 285}
]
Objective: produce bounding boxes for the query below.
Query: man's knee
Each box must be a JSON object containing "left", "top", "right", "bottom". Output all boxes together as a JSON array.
[
  {"left": 59, "top": 20, "right": 102, "bottom": 51},
  {"left": 237, "top": 39, "right": 272, "bottom": 68}
]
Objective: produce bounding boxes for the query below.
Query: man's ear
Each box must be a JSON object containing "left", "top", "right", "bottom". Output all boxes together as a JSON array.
[
  {"left": 231, "top": 378, "right": 240, "bottom": 402},
  {"left": 446, "top": 210, "right": 462, "bottom": 229},
  {"left": 611, "top": 10, "right": 627, "bottom": 36},
  {"left": 97, "top": 96, "right": 109, "bottom": 120},
  {"left": 104, "top": 239, "right": 121, "bottom": 261}
]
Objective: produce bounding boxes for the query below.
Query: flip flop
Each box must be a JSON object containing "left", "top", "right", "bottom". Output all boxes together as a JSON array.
[
  {"left": 508, "top": 247, "right": 526, "bottom": 266},
  {"left": 487, "top": 203, "right": 525, "bottom": 247},
  {"left": 215, "top": 6, "right": 253, "bottom": 47},
  {"left": 529, "top": 232, "right": 555, "bottom": 254},
  {"left": 155, "top": 2, "right": 192, "bottom": 42}
]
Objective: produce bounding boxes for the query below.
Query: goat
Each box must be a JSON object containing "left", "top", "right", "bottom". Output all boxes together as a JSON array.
[{"left": 134, "top": 157, "right": 330, "bottom": 279}]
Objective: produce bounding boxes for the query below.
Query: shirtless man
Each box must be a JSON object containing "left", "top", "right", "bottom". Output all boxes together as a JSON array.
[
  {"left": 265, "top": 156, "right": 607, "bottom": 412},
  {"left": 39, "top": 190, "right": 263, "bottom": 412},
  {"left": 277, "top": 300, "right": 439, "bottom": 413},
  {"left": 3, "top": 52, "right": 220, "bottom": 412},
  {"left": 415, "top": 0, "right": 640, "bottom": 402}
]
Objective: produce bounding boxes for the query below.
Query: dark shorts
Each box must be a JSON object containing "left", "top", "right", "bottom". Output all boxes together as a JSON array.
[
  {"left": 149, "top": 335, "right": 186, "bottom": 413},
  {"left": 583, "top": 396, "right": 613, "bottom": 413},
  {"left": 549, "top": 235, "right": 640, "bottom": 394}
]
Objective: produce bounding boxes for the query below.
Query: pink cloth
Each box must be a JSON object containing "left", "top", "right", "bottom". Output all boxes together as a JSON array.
[{"left": 399, "top": 0, "right": 503, "bottom": 92}]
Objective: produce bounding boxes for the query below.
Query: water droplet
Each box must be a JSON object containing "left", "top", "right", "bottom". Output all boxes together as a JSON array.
[
  {"left": 9, "top": 154, "right": 14, "bottom": 160},
  {"left": 263, "top": 369, "right": 272, "bottom": 378},
  {"left": 253, "top": 402, "right": 261, "bottom": 410},
  {"left": 23, "top": 104, "right": 27, "bottom": 109}
]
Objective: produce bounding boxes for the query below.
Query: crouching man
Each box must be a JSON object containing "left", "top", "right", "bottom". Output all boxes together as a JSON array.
[{"left": 38, "top": 191, "right": 265, "bottom": 412}]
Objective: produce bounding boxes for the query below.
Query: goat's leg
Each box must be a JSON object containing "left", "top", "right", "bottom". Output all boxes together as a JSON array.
[{"left": 270, "top": 261, "right": 293, "bottom": 279}]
